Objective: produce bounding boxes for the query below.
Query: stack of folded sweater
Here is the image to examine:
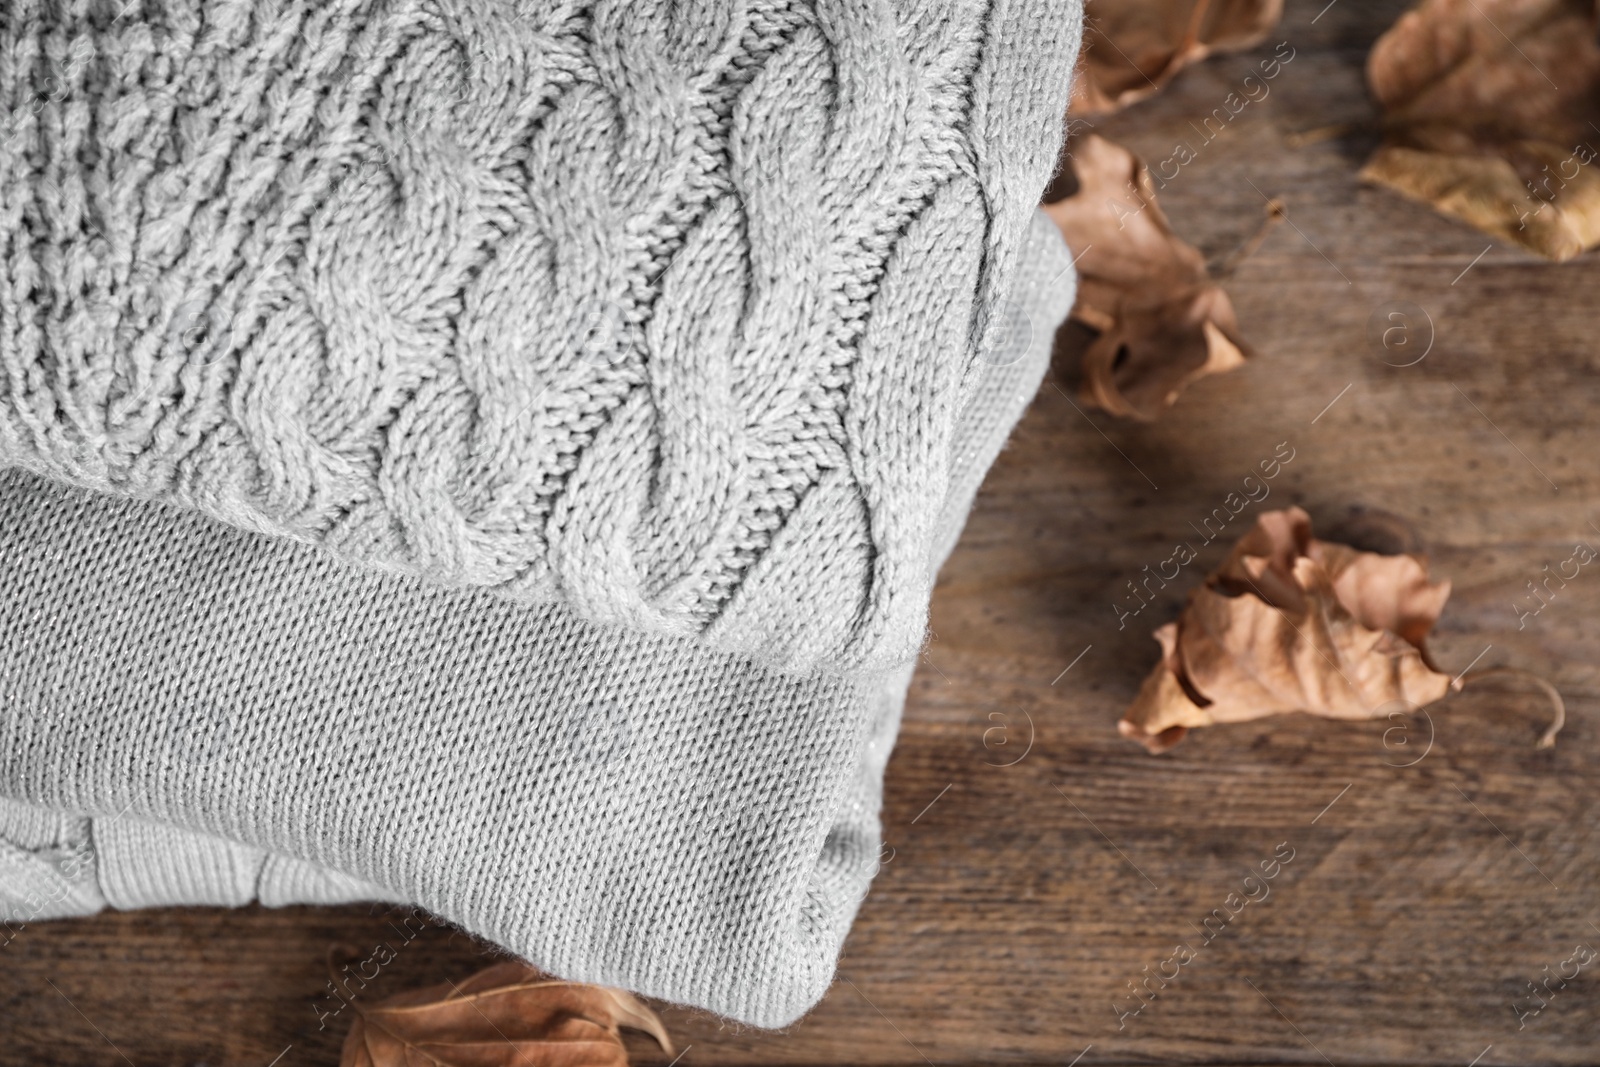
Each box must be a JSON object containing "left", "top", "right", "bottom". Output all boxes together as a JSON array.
[{"left": 0, "top": 0, "right": 1081, "bottom": 1027}]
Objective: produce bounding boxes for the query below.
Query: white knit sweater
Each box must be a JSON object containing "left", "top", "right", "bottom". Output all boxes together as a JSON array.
[{"left": 0, "top": 0, "right": 1081, "bottom": 1027}]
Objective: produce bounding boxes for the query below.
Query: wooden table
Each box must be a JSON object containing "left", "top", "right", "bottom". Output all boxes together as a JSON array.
[{"left": 6, "top": 0, "right": 1599, "bottom": 1062}]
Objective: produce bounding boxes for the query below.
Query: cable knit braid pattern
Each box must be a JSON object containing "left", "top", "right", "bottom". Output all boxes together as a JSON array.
[
  {"left": 0, "top": 208, "right": 1077, "bottom": 1027},
  {"left": 0, "top": 0, "right": 1079, "bottom": 674}
]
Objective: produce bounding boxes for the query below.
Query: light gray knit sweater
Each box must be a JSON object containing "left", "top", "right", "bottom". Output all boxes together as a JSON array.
[
  {"left": 0, "top": 0, "right": 1081, "bottom": 1028},
  {"left": 1, "top": 0, "right": 1077, "bottom": 673}
]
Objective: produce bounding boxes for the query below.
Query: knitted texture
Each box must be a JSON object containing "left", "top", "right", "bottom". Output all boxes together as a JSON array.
[
  {"left": 0, "top": 799, "right": 392, "bottom": 938},
  {"left": 0, "top": 0, "right": 1079, "bottom": 674},
  {"left": 0, "top": 803, "right": 106, "bottom": 925},
  {"left": 0, "top": 209, "right": 1074, "bottom": 1026}
]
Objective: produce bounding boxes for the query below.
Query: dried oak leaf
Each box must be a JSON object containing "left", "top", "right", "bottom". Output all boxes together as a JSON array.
[
  {"left": 1072, "top": 0, "right": 1285, "bottom": 114},
  {"left": 1044, "top": 135, "right": 1248, "bottom": 421},
  {"left": 1120, "top": 507, "right": 1455, "bottom": 753},
  {"left": 340, "top": 960, "right": 673, "bottom": 1067},
  {"left": 1361, "top": 0, "right": 1600, "bottom": 260}
]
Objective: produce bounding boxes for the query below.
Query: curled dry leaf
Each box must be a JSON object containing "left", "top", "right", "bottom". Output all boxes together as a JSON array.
[
  {"left": 340, "top": 960, "right": 673, "bottom": 1067},
  {"left": 1072, "top": 0, "right": 1285, "bottom": 114},
  {"left": 1043, "top": 135, "right": 1249, "bottom": 421},
  {"left": 1120, "top": 507, "right": 1456, "bottom": 752},
  {"left": 1361, "top": 0, "right": 1600, "bottom": 260}
]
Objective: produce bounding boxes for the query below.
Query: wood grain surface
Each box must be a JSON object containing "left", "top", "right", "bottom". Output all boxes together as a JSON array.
[{"left": 5, "top": 1, "right": 1599, "bottom": 1063}]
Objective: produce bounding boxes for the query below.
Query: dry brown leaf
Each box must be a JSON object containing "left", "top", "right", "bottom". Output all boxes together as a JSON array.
[
  {"left": 1361, "top": 0, "right": 1600, "bottom": 260},
  {"left": 1072, "top": 0, "right": 1285, "bottom": 114},
  {"left": 1044, "top": 135, "right": 1249, "bottom": 421},
  {"left": 1120, "top": 507, "right": 1456, "bottom": 753},
  {"left": 339, "top": 960, "right": 673, "bottom": 1067}
]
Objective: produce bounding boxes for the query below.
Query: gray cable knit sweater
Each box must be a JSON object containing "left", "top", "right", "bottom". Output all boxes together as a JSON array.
[
  {"left": 1, "top": 0, "right": 1077, "bottom": 673},
  {"left": 0, "top": 0, "right": 1081, "bottom": 1028}
]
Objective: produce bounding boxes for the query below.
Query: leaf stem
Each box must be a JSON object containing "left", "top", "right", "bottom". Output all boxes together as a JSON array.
[
  {"left": 1213, "top": 198, "right": 1285, "bottom": 278},
  {"left": 1461, "top": 666, "right": 1565, "bottom": 748}
]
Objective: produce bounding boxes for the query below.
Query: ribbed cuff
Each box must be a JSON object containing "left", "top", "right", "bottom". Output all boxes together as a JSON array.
[
  {"left": 0, "top": 796, "right": 69, "bottom": 851},
  {"left": 94, "top": 816, "right": 268, "bottom": 909},
  {"left": 259, "top": 853, "right": 396, "bottom": 907},
  {"left": 0, "top": 814, "right": 105, "bottom": 927}
]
